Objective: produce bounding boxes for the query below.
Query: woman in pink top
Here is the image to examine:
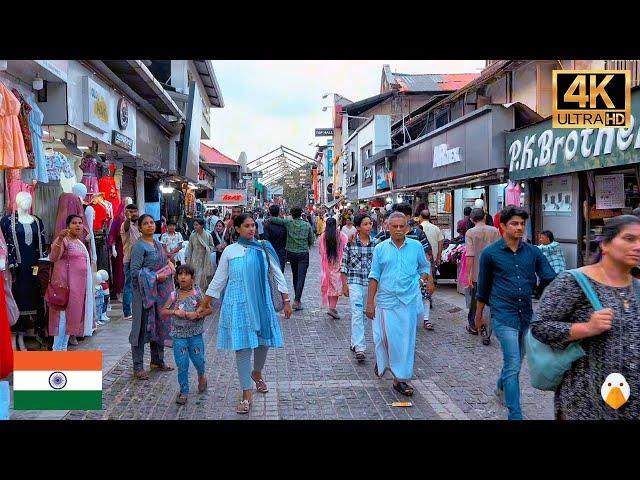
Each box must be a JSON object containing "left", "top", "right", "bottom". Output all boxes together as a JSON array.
[{"left": 319, "top": 218, "right": 348, "bottom": 319}]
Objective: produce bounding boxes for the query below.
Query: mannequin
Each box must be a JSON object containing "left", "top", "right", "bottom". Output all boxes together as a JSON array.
[
  {"left": 0, "top": 192, "right": 46, "bottom": 350},
  {"left": 73, "top": 183, "right": 97, "bottom": 336}
]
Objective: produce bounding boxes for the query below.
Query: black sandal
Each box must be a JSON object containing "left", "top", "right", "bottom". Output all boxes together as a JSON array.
[
  {"left": 355, "top": 351, "right": 366, "bottom": 362},
  {"left": 176, "top": 393, "right": 188, "bottom": 405},
  {"left": 393, "top": 382, "right": 414, "bottom": 397}
]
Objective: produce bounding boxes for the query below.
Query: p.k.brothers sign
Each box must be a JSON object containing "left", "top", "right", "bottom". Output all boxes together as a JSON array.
[{"left": 506, "top": 89, "right": 640, "bottom": 180}]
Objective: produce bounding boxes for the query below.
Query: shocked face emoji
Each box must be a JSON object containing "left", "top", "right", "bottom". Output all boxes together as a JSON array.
[{"left": 601, "top": 373, "right": 630, "bottom": 410}]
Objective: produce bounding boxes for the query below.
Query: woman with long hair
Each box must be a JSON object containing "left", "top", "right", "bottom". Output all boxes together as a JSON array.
[
  {"left": 198, "top": 213, "right": 292, "bottom": 414},
  {"left": 319, "top": 217, "right": 348, "bottom": 319},
  {"left": 211, "top": 220, "right": 227, "bottom": 266},
  {"left": 532, "top": 215, "right": 640, "bottom": 419},
  {"left": 129, "top": 214, "right": 176, "bottom": 380}
]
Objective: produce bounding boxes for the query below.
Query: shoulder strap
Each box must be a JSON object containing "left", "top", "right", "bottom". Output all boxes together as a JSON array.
[{"left": 568, "top": 269, "right": 603, "bottom": 310}]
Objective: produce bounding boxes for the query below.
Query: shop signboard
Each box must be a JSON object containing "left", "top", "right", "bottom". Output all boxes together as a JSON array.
[
  {"left": 315, "top": 128, "right": 334, "bottom": 136},
  {"left": 595, "top": 174, "right": 625, "bottom": 209},
  {"left": 241, "top": 173, "right": 253, "bottom": 181},
  {"left": 433, "top": 144, "right": 463, "bottom": 168},
  {"left": 506, "top": 88, "right": 640, "bottom": 180},
  {"left": 363, "top": 165, "right": 373, "bottom": 185},
  {"left": 35, "top": 60, "right": 69, "bottom": 82},
  {"left": 542, "top": 175, "right": 573, "bottom": 216},
  {"left": 112, "top": 131, "right": 134, "bottom": 151},
  {"left": 213, "top": 189, "right": 247, "bottom": 205},
  {"left": 83, "top": 76, "right": 110, "bottom": 133}
]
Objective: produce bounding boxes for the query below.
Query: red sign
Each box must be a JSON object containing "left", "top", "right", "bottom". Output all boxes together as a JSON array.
[{"left": 222, "top": 194, "right": 243, "bottom": 201}]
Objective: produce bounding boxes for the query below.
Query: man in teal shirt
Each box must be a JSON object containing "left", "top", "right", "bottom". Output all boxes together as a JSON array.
[{"left": 269, "top": 207, "right": 315, "bottom": 310}]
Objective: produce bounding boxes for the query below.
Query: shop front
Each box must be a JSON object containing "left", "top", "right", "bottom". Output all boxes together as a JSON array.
[{"left": 506, "top": 87, "right": 640, "bottom": 268}]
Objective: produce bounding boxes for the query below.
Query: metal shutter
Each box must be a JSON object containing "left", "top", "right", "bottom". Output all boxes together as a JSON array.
[{"left": 121, "top": 166, "right": 137, "bottom": 204}]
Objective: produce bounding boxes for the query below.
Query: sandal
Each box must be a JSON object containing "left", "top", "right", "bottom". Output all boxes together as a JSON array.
[
  {"left": 236, "top": 399, "right": 251, "bottom": 414},
  {"left": 198, "top": 377, "right": 208, "bottom": 394},
  {"left": 465, "top": 325, "right": 478, "bottom": 335},
  {"left": 393, "top": 382, "right": 414, "bottom": 397},
  {"left": 176, "top": 393, "right": 188, "bottom": 405},
  {"left": 133, "top": 370, "right": 149, "bottom": 380},
  {"left": 355, "top": 351, "right": 366, "bottom": 362},
  {"left": 252, "top": 375, "right": 269, "bottom": 393},
  {"left": 150, "top": 363, "right": 175, "bottom": 372},
  {"left": 423, "top": 321, "right": 434, "bottom": 331}
]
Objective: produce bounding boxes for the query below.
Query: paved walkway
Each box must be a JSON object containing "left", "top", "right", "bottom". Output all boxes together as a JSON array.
[{"left": 10, "top": 245, "right": 554, "bottom": 420}]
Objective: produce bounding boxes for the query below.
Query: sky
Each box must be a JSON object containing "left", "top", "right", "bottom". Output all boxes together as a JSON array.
[{"left": 206, "top": 60, "right": 486, "bottom": 166}]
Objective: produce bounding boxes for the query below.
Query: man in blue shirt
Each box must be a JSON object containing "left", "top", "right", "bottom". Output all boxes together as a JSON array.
[
  {"left": 475, "top": 206, "right": 556, "bottom": 419},
  {"left": 366, "top": 212, "right": 433, "bottom": 397}
]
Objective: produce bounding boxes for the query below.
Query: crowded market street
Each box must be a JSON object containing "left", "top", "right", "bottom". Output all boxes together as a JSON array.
[{"left": 10, "top": 245, "right": 553, "bottom": 420}]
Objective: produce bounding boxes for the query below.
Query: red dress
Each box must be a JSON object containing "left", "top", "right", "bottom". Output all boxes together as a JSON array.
[{"left": 98, "top": 175, "right": 120, "bottom": 216}]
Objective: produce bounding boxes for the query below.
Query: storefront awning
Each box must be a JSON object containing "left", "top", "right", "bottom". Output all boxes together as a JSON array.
[{"left": 364, "top": 148, "right": 396, "bottom": 167}]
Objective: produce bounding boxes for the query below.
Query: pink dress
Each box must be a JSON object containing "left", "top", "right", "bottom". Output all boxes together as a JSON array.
[
  {"left": 80, "top": 156, "right": 99, "bottom": 194},
  {"left": 0, "top": 82, "right": 30, "bottom": 169},
  {"left": 319, "top": 231, "right": 348, "bottom": 307},
  {"left": 48, "top": 238, "right": 89, "bottom": 337}
]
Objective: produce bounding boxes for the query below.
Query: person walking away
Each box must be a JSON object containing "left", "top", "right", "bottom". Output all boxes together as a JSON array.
[
  {"left": 537, "top": 230, "right": 566, "bottom": 274},
  {"left": 531, "top": 215, "right": 640, "bottom": 419},
  {"left": 120, "top": 204, "right": 141, "bottom": 320},
  {"left": 475, "top": 206, "right": 556, "bottom": 419},
  {"left": 319, "top": 218, "right": 348, "bottom": 320},
  {"left": 366, "top": 212, "right": 433, "bottom": 396},
  {"left": 315, "top": 212, "right": 326, "bottom": 238},
  {"left": 48, "top": 215, "right": 92, "bottom": 351},
  {"left": 269, "top": 207, "right": 315, "bottom": 311},
  {"left": 197, "top": 214, "right": 292, "bottom": 414},
  {"left": 129, "top": 214, "right": 176, "bottom": 380},
  {"left": 464, "top": 208, "right": 501, "bottom": 344},
  {"left": 207, "top": 208, "right": 221, "bottom": 233},
  {"left": 160, "top": 220, "right": 184, "bottom": 264},
  {"left": 457, "top": 207, "right": 472, "bottom": 238},
  {"left": 419, "top": 209, "right": 444, "bottom": 327},
  {"left": 186, "top": 218, "right": 216, "bottom": 292},
  {"left": 341, "top": 216, "right": 357, "bottom": 240},
  {"left": 211, "top": 220, "right": 228, "bottom": 267},
  {"left": 263, "top": 205, "right": 287, "bottom": 273},
  {"left": 160, "top": 264, "right": 212, "bottom": 405},
  {"left": 377, "top": 203, "right": 435, "bottom": 330},
  {"left": 341, "top": 214, "right": 378, "bottom": 362},
  {"left": 255, "top": 213, "right": 265, "bottom": 240}
]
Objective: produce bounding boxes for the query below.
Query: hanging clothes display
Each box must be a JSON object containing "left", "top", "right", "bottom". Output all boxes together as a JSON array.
[
  {"left": 444, "top": 192, "right": 452, "bottom": 213},
  {"left": 5, "top": 168, "right": 34, "bottom": 214},
  {"left": 185, "top": 190, "right": 196, "bottom": 217},
  {"left": 11, "top": 88, "right": 37, "bottom": 185},
  {"left": 505, "top": 181, "right": 522, "bottom": 207},
  {"left": 107, "top": 202, "right": 125, "bottom": 296},
  {"left": 0, "top": 213, "right": 46, "bottom": 333},
  {"left": 163, "top": 189, "right": 185, "bottom": 222},
  {"left": 0, "top": 227, "right": 19, "bottom": 327},
  {"left": 34, "top": 151, "right": 75, "bottom": 243},
  {"left": 28, "top": 100, "right": 47, "bottom": 183},
  {"left": 80, "top": 155, "right": 100, "bottom": 194},
  {"left": 97, "top": 163, "right": 121, "bottom": 215},
  {"left": 0, "top": 81, "right": 30, "bottom": 169}
]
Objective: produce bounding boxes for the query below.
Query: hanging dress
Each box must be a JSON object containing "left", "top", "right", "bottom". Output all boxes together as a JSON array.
[
  {"left": 35, "top": 152, "right": 74, "bottom": 244},
  {"left": 80, "top": 156, "right": 99, "bottom": 194},
  {"left": 0, "top": 82, "right": 29, "bottom": 169}
]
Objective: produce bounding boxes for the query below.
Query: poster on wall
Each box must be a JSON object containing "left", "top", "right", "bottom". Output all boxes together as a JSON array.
[
  {"left": 542, "top": 175, "right": 573, "bottom": 216},
  {"left": 595, "top": 174, "right": 625, "bottom": 210}
]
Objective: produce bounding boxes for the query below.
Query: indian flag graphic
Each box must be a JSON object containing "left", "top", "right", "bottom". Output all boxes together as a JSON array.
[{"left": 13, "top": 352, "right": 102, "bottom": 410}]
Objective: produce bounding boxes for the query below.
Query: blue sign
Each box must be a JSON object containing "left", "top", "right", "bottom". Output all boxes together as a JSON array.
[
  {"left": 0, "top": 381, "right": 9, "bottom": 420},
  {"left": 326, "top": 145, "right": 333, "bottom": 176}
]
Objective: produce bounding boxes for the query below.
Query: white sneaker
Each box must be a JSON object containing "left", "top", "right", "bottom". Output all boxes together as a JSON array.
[{"left": 123, "top": 315, "right": 133, "bottom": 321}]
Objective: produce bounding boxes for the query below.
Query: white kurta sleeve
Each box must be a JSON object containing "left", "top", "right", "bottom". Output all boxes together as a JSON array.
[
  {"left": 205, "top": 246, "right": 230, "bottom": 299},
  {"left": 268, "top": 251, "right": 289, "bottom": 294}
]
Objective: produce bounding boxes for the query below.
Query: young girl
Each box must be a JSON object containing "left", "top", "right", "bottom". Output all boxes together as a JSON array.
[{"left": 160, "top": 264, "right": 212, "bottom": 405}]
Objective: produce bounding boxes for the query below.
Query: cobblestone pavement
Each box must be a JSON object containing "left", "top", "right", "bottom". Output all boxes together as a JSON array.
[{"left": 13, "top": 245, "right": 554, "bottom": 420}]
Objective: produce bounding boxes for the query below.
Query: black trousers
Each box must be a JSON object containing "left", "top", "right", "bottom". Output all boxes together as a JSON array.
[
  {"left": 276, "top": 253, "right": 287, "bottom": 275},
  {"left": 286, "top": 251, "right": 309, "bottom": 302}
]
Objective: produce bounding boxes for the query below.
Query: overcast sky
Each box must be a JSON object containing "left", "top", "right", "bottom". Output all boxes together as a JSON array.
[{"left": 206, "top": 60, "right": 486, "bottom": 165}]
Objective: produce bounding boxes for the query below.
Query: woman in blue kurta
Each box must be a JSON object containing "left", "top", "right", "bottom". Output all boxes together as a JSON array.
[{"left": 199, "top": 213, "right": 292, "bottom": 414}]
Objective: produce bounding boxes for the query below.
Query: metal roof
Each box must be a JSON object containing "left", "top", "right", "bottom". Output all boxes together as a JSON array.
[
  {"left": 391, "top": 73, "right": 480, "bottom": 93},
  {"left": 200, "top": 143, "right": 239, "bottom": 167},
  {"left": 192, "top": 60, "right": 224, "bottom": 108},
  {"left": 342, "top": 91, "right": 394, "bottom": 116},
  {"left": 96, "top": 60, "right": 184, "bottom": 118}
]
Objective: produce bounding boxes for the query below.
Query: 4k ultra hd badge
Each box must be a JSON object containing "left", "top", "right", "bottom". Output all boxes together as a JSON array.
[{"left": 552, "top": 70, "right": 631, "bottom": 128}]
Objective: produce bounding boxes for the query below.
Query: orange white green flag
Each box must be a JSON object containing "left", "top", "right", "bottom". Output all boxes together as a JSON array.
[{"left": 13, "top": 352, "right": 102, "bottom": 410}]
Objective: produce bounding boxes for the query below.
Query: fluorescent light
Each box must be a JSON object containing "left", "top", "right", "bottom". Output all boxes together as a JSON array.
[
  {"left": 159, "top": 185, "right": 175, "bottom": 194},
  {"left": 79, "top": 146, "right": 90, "bottom": 150},
  {"left": 97, "top": 152, "right": 105, "bottom": 155}
]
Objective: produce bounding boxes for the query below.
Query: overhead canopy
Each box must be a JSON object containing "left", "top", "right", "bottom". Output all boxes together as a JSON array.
[{"left": 192, "top": 60, "right": 225, "bottom": 108}]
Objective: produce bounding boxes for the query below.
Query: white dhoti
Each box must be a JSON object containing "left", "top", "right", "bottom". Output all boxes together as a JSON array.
[{"left": 372, "top": 299, "right": 419, "bottom": 381}]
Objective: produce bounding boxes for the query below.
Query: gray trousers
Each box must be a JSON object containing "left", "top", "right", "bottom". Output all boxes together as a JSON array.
[{"left": 131, "top": 308, "right": 164, "bottom": 372}]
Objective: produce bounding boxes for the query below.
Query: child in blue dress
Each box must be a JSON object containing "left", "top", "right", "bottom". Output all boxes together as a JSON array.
[{"left": 160, "top": 264, "right": 212, "bottom": 405}]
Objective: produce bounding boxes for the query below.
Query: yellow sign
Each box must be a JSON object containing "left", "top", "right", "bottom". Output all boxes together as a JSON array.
[
  {"left": 94, "top": 97, "right": 108, "bottom": 123},
  {"left": 552, "top": 70, "right": 631, "bottom": 128},
  {"left": 601, "top": 373, "right": 630, "bottom": 410}
]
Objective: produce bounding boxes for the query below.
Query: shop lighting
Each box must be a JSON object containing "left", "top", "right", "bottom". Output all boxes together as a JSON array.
[
  {"left": 97, "top": 152, "right": 105, "bottom": 155},
  {"left": 159, "top": 185, "right": 175, "bottom": 194},
  {"left": 385, "top": 196, "right": 392, "bottom": 203},
  {"left": 79, "top": 146, "right": 90, "bottom": 150},
  {"left": 32, "top": 74, "right": 44, "bottom": 91}
]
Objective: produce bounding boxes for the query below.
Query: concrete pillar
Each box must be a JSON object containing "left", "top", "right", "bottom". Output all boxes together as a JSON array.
[{"left": 136, "top": 168, "right": 145, "bottom": 215}]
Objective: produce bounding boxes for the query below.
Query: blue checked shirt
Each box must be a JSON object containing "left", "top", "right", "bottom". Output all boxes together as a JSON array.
[
  {"left": 537, "top": 241, "right": 566, "bottom": 274},
  {"left": 340, "top": 235, "right": 379, "bottom": 286}
]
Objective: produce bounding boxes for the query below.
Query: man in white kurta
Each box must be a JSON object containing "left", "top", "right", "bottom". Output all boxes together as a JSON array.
[{"left": 366, "top": 212, "right": 433, "bottom": 397}]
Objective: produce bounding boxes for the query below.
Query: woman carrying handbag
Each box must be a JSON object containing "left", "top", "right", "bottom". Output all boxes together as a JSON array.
[{"left": 531, "top": 215, "right": 640, "bottom": 419}]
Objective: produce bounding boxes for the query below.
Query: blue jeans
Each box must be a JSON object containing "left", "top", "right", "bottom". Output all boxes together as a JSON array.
[
  {"left": 349, "top": 283, "right": 367, "bottom": 353},
  {"left": 52, "top": 312, "right": 70, "bottom": 351},
  {"left": 493, "top": 320, "right": 526, "bottom": 420},
  {"left": 172, "top": 335, "right": 206, "bottom": 394},
  {"left": 123, "top": 262, "right": 132, "bottom": 317}
]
